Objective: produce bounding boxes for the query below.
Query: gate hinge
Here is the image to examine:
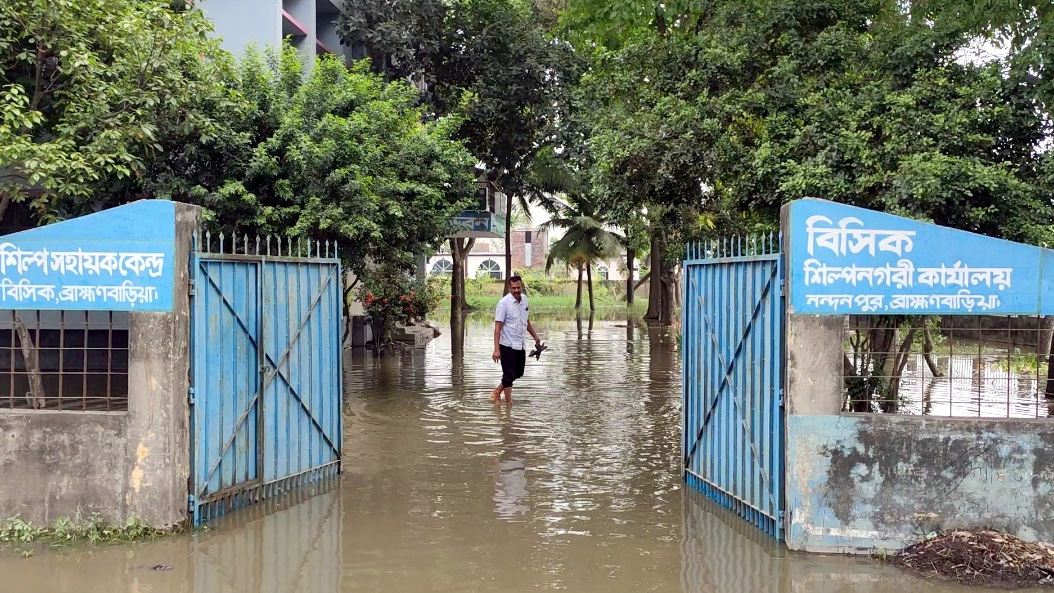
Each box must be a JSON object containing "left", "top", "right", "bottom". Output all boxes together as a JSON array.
[
  {"left": 188, "top": 279, "right": 195, "bottom": 296},
  {"left": 188, "top": 387, "right": 196, "bottom": 405},
  {"left": 778, "top": 279, "right": 785, "bottom": 296},
  {"left": 779, "top": 388, "right": 785, "bottom": 405},
  {"left": 187, "top": 494, "right": 195, "bottom": 512}
]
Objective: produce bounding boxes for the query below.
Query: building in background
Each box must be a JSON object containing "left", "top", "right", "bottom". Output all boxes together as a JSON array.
[
  {"left": 199, "top": 0, "right": 352, "bottom": 63},
  {"left": 427, "top": 238, "right": 507, "bottom": 280},
  {"left": 509, "top": 228, "right": 548, "bottom": 272},
  {"left": 426, "top": 225, "right": 631, "bottom": 283}
]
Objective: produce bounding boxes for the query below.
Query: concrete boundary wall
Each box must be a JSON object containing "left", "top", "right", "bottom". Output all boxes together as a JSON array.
[
  {"left": 779, "top": 200, "right": 1054, "bottom": 554},
  {"left": 787, "top": 412, "right": 1054, "bottom": 553},
  {"left": 0, "top": 203, "right": 199, "bottom": 527},
  {"left": 783, "top": 313, "right": 1054, "bottom": 553}
]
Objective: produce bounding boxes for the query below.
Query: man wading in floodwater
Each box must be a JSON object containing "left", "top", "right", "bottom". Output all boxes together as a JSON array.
[{"left": 491, "top": 275, "right": 542, "bottom": 404}]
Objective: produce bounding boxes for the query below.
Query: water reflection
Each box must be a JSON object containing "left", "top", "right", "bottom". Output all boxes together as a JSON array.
[
  {"left": 2, "top": 315, "right": 1031, "bottom": 593},
  {"left": 894, "top": 349, "right": 1053, "bottom": 418},
  {"left": 493, "top": 406, "right": 529, "bottom": 520}
]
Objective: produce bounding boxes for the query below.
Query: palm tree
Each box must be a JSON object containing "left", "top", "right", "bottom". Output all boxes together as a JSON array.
[{"left": 543, "top": 195, "right": 621, "bottom": 311}]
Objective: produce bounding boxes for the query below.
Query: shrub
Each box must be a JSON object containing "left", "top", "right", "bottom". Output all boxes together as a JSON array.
[
  {"left": 516, "top": 269, "right": 560, "bottom": 296},
  {"left": 361, "top": 265, "right": 442, "bottom": 346}
]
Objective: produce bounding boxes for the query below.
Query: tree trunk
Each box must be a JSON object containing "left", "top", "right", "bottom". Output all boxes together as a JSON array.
[
  {"left": 673, "top": 266, "right": 682, "bottom": 309},
  {"left": 645, "top": 231, "right": 662, "bottom": 320},
  {"left": 889, "top": 327, "right": 918, "bottom": 404},
  {"left": 504, "top": 192, "right": 514, "bottom": 295},
  {"left": 0, "top": 193, "right": 11, "bottom": 225},
  {"left": 587, "top": 264, "right": 595, "bottom": 311},
  {"left": 1040, "top": 315, "right": 1054, "bottom": 361},
  {"left": 450, "top": 238, "right": 475, "bottom": 314},
  {"left": 575, "top": 262, "right": 584, "bottom": 310},
  {"left": 626, "top": 248, "right": 636, "bottom": 305},
  {"left": 658, "top": 263, "right": 674, "bottom": 325},
  {"left": 13, "top": 313, "right": 45, "bottom": 409},
  {"left": 450, "top": 239, "right": 464, "bottom": 315},
  {"left": 922, "top": 327, "right": 942, "bottom": 377}
]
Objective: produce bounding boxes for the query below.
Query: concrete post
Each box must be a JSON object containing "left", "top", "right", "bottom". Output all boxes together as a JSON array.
[
  {"left": 784, "top": 315, "right": 844, "bottom": 415},
  {"left": 780, "top": 202, "right": 845, "bottom": 416},
  {"left": 125, "top": 203, "right": 200, "bottom": 527}
]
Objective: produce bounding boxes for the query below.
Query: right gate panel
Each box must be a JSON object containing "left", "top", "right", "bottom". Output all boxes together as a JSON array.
[
  {"left": 260, "top": 259, "right": 343, "bottom": 487},
  {"left": 682, "top": 240, "right": 785, "bottom": 541}
]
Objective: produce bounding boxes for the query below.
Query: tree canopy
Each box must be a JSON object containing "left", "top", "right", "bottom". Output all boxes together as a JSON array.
[
  {"left": 337, "top": 0, "right": 579, "bottom": 194},
  {"left": 137, "top": 45, "right": 478, "bottom": 279},
  {"left": 5, "top": 0, "right": 1053, "bottom": 326},
  {"left": 577, "top": 0, "right": 1054, "bottom": 244},
  {"left": 0, "top": 0, "right": 236, "bottom": 228}
]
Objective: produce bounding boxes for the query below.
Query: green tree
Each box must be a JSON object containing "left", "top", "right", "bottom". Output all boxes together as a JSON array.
[
  {"left": 134, "top": 45, "right": 476, "bottom": 283},
  {"left": 575, "top": 0, "right": 1054, "bottom": 326},
  {"left": 0, "top": 0, "right": 238, "bottom": 228},
  {"left": 338, "top": 0, "right": 580, "bottom": 299},
  {"left": 543, "top": 195, "right": 621, "bottom": 311}
]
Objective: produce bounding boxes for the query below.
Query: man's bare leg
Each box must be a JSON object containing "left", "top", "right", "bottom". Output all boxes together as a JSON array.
[
  {"left": 503, "top": 386, "right": 512, "bottom": 405},
  {"left": 490, "top": 384, "right": 504, "bottom": 402}
]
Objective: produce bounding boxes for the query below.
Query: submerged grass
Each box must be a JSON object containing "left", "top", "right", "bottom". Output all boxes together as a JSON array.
[
  {"left": 1, "top": 513, "right": 179, "bottom": 555},
  {"left": 438, "top": 294, "right": 648, "bottom": 313}
]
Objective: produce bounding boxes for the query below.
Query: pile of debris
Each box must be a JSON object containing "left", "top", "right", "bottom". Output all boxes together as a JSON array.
[{"left": 889, "top": 530, "right": 1054, "bottom": 589}]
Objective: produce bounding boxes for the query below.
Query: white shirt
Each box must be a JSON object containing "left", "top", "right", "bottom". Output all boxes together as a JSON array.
[{"left": 495, "top": 293, "right": 529, "bottom": 350}]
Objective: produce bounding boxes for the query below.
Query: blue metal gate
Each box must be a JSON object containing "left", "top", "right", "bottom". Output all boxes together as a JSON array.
[
  {"left": 189, "top": 236, "right": 343, "bottom": 524},
  {"left": 682, "top": 235, "right": 785, "bottom": 541}
]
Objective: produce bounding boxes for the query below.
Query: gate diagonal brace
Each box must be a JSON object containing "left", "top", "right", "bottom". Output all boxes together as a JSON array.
[
  {"left": 683, "top": 267, "right": 778, "bottom": 513},
  {"left": 198, "top": 262, "right": 262, "bottom": 350}
]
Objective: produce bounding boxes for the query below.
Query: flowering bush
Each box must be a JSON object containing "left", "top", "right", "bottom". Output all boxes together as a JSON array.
[{"left": 361, "top": 266, "right": 442, "bottom": 345}]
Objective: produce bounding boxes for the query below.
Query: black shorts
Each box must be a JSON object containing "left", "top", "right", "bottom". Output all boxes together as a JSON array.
[{"left": 499, "top": 345, "right": 526, "bottom": 388}]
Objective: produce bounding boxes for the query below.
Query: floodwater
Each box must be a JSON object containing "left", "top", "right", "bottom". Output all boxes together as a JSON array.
[
  {"left": 889, "top": 350, "right": 1054, "bottom": 418},
  {"left": 0, "top": 315, "right": 1036, "bottom": 592}
]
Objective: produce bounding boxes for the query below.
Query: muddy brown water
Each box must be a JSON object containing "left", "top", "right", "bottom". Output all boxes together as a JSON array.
[{"left": 0, "top": 315, "right": 1038, "bottom": 592}]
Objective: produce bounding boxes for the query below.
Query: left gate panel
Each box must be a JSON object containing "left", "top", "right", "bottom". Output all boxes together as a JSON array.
[{"left": 191, "top": 257, "right": 262, "bottom": 522}]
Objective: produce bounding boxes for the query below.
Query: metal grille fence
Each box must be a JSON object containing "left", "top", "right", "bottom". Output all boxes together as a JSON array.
[
  {"left": 843, "top": 315, "right": 1054, "bottom": 418},
  {"left": 0, "top": 310, "right": 129, "bottom": 411}
]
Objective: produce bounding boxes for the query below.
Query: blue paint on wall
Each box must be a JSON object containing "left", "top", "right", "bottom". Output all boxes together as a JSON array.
[
  {"left": 0, "top": 200, "right": 175, "bottom": 312},
  {"left": 786, "top": 414, "right": 1054, "bottom": 554},
  {"left": 786, "top": 199, "right": 1054, "bottom": 315}
]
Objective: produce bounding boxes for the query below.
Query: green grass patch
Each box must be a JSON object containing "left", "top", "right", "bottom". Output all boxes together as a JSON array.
[
  {"left": 464, "top": 293, "right": 644, "bottom": 311},
  {"left": 1, "top": 513, "right": 181, "bottom": 556}
]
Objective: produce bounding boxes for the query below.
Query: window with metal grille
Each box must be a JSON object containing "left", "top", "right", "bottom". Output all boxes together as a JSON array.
[
  {"left": 477, "top": 259, "right": 502, "bottom": 280},
  {"left": 431, "top": 259, "right": 454, "bottom": 276},
  {"left": 0, "top": 310, "right": 129, "bottom": 411},
  {"left": 843, "top": 314, "right": 1054, "bottom": 418}
]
